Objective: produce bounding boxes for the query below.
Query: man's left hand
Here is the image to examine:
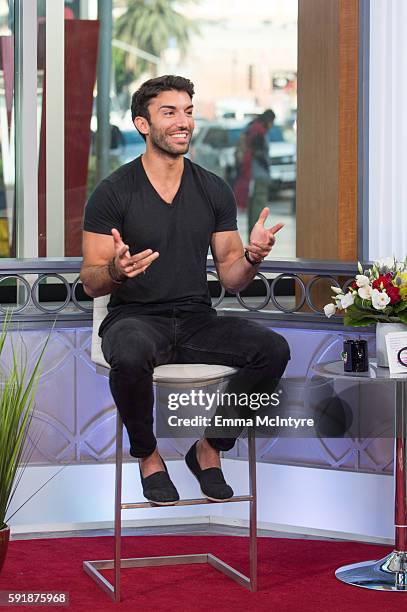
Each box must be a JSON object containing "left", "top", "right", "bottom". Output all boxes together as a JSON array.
[{"left": 245, "top": 207, "right": 284, "bottom": 263}]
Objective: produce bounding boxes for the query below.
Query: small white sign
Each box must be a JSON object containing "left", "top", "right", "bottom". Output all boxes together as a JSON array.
[{"left": 385, "top": 332, "right": 407, "bottom": 374}]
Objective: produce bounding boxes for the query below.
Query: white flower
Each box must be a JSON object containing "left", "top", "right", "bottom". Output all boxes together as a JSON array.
[
  {"left": 376, "top": 257, "right": 395, "bottom": 271},
  {"left": 358, "top": 284, "right": 372, "bottom": 300},
  {"left": 357, "top": 261, "right": 363, "bottom": 274},
  {"left": 324, "top": 303, "right": 336, "bottom": 318},
  {"left": 339, "top": 292, "right": 355, "bottom": 309},
  {"left": 355, "top": 274, "right": 370, "bottom": 287},
  {"left": 371, "top": 288, "right": 391, "bottom": 310},
  {"left": 330, "top": 286, "right": 343, "bottom": 294}
]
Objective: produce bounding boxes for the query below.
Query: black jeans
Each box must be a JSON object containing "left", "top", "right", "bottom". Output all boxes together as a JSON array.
[{"left": 101, "top": 309, "right": 291, "bottom": 457}]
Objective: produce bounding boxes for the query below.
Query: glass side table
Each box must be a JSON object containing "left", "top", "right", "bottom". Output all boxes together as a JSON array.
[{"left": 313, "top": 359, "right": 407, "bottom": 591}]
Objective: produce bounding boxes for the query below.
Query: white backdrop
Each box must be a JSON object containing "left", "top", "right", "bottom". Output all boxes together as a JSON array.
[{"left": 369, "top": 0, "right": 407, "bottom": 261}]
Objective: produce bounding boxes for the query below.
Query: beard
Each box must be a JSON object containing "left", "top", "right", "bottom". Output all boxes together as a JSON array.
[{"left": 148, "top": 123, "right": 192, "bottom": 158}]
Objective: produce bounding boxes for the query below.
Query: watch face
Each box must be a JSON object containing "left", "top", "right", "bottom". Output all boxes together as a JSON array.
[{"left": 397, "top": 347, "right": 407, "bottom": 367}]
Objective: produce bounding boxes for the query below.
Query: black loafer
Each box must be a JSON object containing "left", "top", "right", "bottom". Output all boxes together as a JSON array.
[
  {"left": 139, "top": 456, "right": 179, "bottom": 506},
  {"left": 185, "top": 441, "right": 234, "bottom": 502}
]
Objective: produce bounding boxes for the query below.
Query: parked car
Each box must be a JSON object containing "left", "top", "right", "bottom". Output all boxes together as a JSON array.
[
  {"left": 190, "top": 121, "right": 296, "bottom": 192},
  {"left": 190, "top": 122, "right": 244, "bottom": 185},
  {"left": 119, "top": 129, "right": 146, "bottom": 161},
  {"left": 267, "top": 125, "right": 296, "bottom": 191}
]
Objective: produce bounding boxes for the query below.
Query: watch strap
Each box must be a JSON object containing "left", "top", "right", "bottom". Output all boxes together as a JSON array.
[{"left": 244, "top": 250, "right": 261, "bottom": 266}]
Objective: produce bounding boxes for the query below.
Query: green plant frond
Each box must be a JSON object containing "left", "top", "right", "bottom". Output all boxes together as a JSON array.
[
  {"left": 5, "top": 396, "right": 35, "bottom": 474},
  {"left": 0, "top": 319, "right": 9, "bottom": 354},
  {"left": 3, "top": 433, "right": 29, "bottom": 511},
  {"left": 4, "top": 413, "right": 35, "bottom": 515},
  {"left": 6, "top": 464, "right": 66, "bottom": 524},
  {"left": 0, "top": 316, "right": 54, "bottom": 526}
]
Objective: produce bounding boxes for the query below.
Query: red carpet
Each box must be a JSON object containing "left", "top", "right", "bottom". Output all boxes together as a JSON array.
[{"left": 0, "top": 535, "right": 399, "bottom": 611}]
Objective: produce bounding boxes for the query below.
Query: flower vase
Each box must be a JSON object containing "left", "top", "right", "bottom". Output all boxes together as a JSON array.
[
  {"left": 0, "top": 524, "right": 10, "bottom": 574},
  {"left": 376, "top": 322, "right": 407, "bottom": 367}
]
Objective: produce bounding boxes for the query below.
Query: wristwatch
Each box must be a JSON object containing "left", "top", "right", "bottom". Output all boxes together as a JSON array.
[{"left": 244, "top": 250, "right": 262, "bottom": 266}]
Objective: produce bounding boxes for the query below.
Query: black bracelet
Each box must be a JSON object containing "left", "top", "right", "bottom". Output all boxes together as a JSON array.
[
  {"left": 107, "top": 258, "right": 125, "bottom": 284},
  {"left": 244, "top": 250, "right": 261, "bottom": 266}
]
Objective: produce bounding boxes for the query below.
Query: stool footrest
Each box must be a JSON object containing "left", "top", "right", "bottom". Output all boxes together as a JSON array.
[
  {"left": 83, "top": 552, "right": 253, "bottom": 601},
  {"left": 121, "top": 494, "right": 254, "bottom": 510}
]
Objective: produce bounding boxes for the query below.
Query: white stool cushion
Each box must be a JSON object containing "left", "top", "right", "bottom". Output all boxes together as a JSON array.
[
  {"left": 91, "top": 295, "right": 110, "bottom": 368},
  {"left": 152, "top": 363, "right": 237, "bottom": 384},
  {"left": 91, "top": 296, "right": 237, "bottom": 383}
]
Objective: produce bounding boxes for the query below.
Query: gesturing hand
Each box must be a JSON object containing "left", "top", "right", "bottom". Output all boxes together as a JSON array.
[
  {"left": 245, "top": 207, "right": 284, "bottom": 263},
  {"left": 111, "top": 228, "right": 159, "bottom": 280}
]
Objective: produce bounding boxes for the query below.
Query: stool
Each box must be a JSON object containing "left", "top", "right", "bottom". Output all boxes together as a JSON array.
[{"left": 83, "top": 296, "right": 257, "bottom": 601}]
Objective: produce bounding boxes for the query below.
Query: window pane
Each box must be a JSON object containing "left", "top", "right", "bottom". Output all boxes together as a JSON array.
[
  {"left": 110, "top": 0, "right": 297, "bottom": 258},
  {"left": 36, "top": 1, "right": 297, "bottom": 260},
  {"left": 0, "top": 0, "right": 14, "bottom": 258}
]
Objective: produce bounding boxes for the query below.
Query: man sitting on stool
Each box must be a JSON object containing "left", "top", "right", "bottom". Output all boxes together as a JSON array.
[{"left": 80, "top": 75, "right": 290, "bottom": 505}]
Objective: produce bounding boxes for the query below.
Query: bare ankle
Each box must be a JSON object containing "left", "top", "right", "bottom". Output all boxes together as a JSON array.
[
  {"left": 139, "top": 448, "right": 159, "bottom": 463},
  {"left": 139, "top": 449, "right": 164, "bottom": 476},
  {"left": 196, "top": 439, "right": 221, "bottom": 469},
  {"left": 198, "top": 438, "right": 218, "bottom": 453}
]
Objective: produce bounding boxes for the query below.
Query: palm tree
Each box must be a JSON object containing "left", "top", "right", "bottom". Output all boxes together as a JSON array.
[{"left": 114, "top": 0, "right": 199, "bottom": 84}]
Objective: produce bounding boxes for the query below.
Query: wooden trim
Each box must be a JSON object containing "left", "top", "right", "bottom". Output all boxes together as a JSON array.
[
  {"left": 296, "top": 0, "right": 359, "bottom": 262},
  {"left": 338, "top": 0, "right": 359, "bottom": 260}
]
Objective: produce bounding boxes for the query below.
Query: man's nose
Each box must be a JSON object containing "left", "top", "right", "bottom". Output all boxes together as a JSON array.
[{"left": 175, "top": 112, "right": 191, "bottom": 128}]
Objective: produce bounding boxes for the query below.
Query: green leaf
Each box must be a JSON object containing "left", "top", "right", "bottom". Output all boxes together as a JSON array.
[
  {"left": 382, "top": 305, "right": 394, "bottom": 316},
  {"left": 352, "top": 296, "right": 376, "bottom": 312},
  {"left": 397, "top": 312, "right": 407, "bottom": 325},
  {"left": 346, "top": 303, "right": 375, "bottom": 318},
  {"left": 343, "top": 314, "right": 376, "bottom": 327},
  {"left": 394, "top": 300, "right": 407, "bottom": 313}
]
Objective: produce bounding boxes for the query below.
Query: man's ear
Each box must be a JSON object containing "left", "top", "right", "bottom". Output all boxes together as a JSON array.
[{"left": 134, "top": 116, "right": 149, "bottom": 137}]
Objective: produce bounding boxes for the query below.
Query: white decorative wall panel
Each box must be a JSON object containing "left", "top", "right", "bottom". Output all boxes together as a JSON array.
[{"left": 2, "top": 323, "right": 393, "bottom": 475}]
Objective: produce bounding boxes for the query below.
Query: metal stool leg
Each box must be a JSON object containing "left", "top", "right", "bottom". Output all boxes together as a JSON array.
[
  {"left": 248, "top": 427, "right": 257, "bottom": 592},
  {"left": 83, "top": 411, "right": 124, "bottom": 601},
  {"left": 113, "top": 411, "right": 123, "bottom": 602}
]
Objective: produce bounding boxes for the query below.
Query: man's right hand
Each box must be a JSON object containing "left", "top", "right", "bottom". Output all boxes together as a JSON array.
[{"left": 111, "top": 228, "right": 159, "bottom": 280}]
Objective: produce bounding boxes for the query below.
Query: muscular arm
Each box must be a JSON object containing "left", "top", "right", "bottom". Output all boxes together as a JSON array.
[
  {"left": 80, "top": 232, "right": 118, "bottom": 298},
  {"left": 80, "top": 229, "right": 159, "bottom": 298},
  {"left": 210, "top": 231, "right": 259, "bottom": 294},
  {"left": 210, "top": 209, "right": 284, "bottom": 294}
]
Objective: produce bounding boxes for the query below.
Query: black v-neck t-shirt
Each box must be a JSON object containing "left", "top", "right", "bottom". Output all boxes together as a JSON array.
[{"left": 83, "top": 156, "right": 238, "bottom": 336}]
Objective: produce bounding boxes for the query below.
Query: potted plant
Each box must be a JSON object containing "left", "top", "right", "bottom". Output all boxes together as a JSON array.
[
  {"left": 324, "top": 257, "right": 407, "bottom": 367},
  {"left": 0, "top": 312, "right": 48, "bottom": 573}
]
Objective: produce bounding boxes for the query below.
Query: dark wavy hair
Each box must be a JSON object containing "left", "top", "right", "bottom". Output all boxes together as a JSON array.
[{"left": 131, "top": 75, "right": 195, "bottom": 139}]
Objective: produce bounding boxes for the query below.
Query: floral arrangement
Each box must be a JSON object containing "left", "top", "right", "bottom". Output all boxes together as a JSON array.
[{"left": 323, "top": 257, "right": 407, "bottom": 326}]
